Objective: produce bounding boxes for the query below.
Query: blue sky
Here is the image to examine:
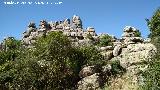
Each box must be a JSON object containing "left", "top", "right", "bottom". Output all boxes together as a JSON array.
[{"left": 0, "top": 0, "right": 160, "bottom": 41}]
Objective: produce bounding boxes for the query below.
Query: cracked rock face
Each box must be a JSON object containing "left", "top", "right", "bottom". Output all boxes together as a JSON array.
[
  {"left": 109, "top": 43, "right": 156, "bottom": 90},
  {"left": 112, "top": 43, "right": 156, "bottom": 69}
]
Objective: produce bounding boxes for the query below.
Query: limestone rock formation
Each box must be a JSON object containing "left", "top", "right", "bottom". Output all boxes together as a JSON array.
[
  {"left": 121, "top": 26, "right": 143, "bottom": 45},
  {"left": 19, "top": 16, "right": 157, "bottom": 90},
  {"left": 22, "top": 15, "right": 97, "bottom": 46},
  {"left": 23, "top": 22, "right": 37, "bottom": 38},
  {"left": 39, "top": 20, "right": 51, "bottom": 31},
  {"left": 108, "top": 43, "right": 156, "bottom": 90},
  {"left": 72, "top": 15, "right": 83, "bottom": 29}
]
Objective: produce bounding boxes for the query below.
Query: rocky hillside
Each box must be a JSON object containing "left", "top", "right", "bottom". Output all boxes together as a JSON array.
[
  {"left": 0, "top": 15, "right": 157, "bottom": 90},
  {"left": 77, "top": 26, "right": 156, "bottom": 90}
]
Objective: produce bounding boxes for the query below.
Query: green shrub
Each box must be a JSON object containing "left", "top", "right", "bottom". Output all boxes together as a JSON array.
[
  {"left": 78, "top": 46, "right": 104, "bottom": 66},
  {"left": 110, "top": 60, "right": 126, "bottom": 76},
  {"left": 147, "top": 8, "right": 160, "bottom": 38},
  {"left": 135, "top": 30, "right": 141, "bottom": 37},
  {"left": 98, "top": 34, "right": 113, "bottom": 47},
  {"left": 0, "top": 32, "right": 104, "bottom": 90},
  {"left": 142, "top": 8, "right": 160, "bottom": 90}
]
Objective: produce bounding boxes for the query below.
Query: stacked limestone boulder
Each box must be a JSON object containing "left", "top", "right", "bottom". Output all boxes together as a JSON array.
[
  {"left": 106, "top": 26, "right": 157, "bottom": 90},
  {"left": 22, "top": 22, "right": 38, "bottom": 46},
  {"left": 22, "top": 15, "right": 97, "bottom": 46},
  {"left": 121, "top": 26, "right": 143, "bottom": 45}
]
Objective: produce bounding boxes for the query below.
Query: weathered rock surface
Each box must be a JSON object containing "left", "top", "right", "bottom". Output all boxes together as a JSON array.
[
  {"left": 121, "top": 26, "right": 143, "bottom": 45},
  {"left": 113, "top": 45, "right": 122, "bottom": 57},
  {"left": 101, "top": 50, "right": 113, "bottom": 60},
  {"left": 77, "top": 73, "right": 102, "bottom": 90},
  {"left": 22, "top": 15, "right": 97, "bottom": 46},
  {"left": 100, "top": 46, "right": 113, "bottom": 51},
  {"left": 108, "top": 43, "right": 156, "bottom": 90}
]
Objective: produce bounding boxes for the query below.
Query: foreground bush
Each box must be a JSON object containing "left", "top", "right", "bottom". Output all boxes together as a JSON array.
[
  {"left": 0, "top": 32, "right": 104, "bottom": 90},
  {"left": 142, "top": 8, "right": 160, "bottom": 90}
]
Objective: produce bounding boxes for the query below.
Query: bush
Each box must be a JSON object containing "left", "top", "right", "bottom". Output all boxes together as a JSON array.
[
  {"left": 78, "top": 46, "right": 104, "bottom": 66},
  {"left": 135, "top": 30, "right": 141, "bottom": 37},
  {"left": 0, "top": 37, "right": 22, "bottom": 89},
  {"left": 110, "top": 60, "right": 126, "bottom": 76},
  {"left": 142, "top": 8, "right": 160, "bottom": 90},
  {"left": 0, "top": 32, "right": 104, "bottom": 89},
  {"left": 147, "top": 8, "right": 160, "bottom": 38},
  {"left": 98, "top": 34, "right": 113, "bottom": 47}
]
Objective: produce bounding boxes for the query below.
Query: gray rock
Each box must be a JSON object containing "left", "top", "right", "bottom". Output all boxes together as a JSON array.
[
  {"left": 78, "top": 39, "right": 94, "bottom": 46},
  {"left": 109, "top": 43, "right": 156, "bottom": 89},
  {"left": 22, "top": 38, "right": 30, "bottom": 45},
  {"left": 101, "top": 50, "right": 113, "bottom": 60},
  {"left": 39, "top": 20, "right": 50, "bottom": 30},
  {"left": 112, "top": 43, "right": 157, "bottom": 68},
  {"left": 113, "top": 45, "right": 122, "bottom": 56},
  {"left": 113, "top": 41, "right": 122, "bottom": 46},
  {"left": 100, "top": 46, "right": 113, "bottom": 51},
  {"left": 72, "top": 15, "right": 83, "bottom": 29}
]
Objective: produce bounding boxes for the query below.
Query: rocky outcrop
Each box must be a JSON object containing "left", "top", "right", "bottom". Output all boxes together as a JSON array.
[
  {"left": 108, "top": 43, "right": 156, "bottom": 90},
  {"left": 121, "top": 26, "right": 143, "bottom": 45},
  {"left": 77, "top": 26, "right": 156, "bottom": 90},
  {"left": 77, "top": 66, "right": 105, "bottom": 90},
  {"left": 22, "top": 15, "right": 97, "bottom": 46},
  {"left": 20, "top": 16, "right": 156, "bottom": 90}
]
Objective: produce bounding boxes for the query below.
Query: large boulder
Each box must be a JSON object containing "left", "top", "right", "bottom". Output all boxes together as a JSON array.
[
  {"left": 113, "top": 43, "right": 156, "bottom": 68},
  {"left": 100, "top": 46, "right": 113, "bottom": 51},
  {"left": 101, "top": 50, "right": 113, "bottom": 60},
  {"left": 113, "top": 45, "right": 122, "bottom": 56}
]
